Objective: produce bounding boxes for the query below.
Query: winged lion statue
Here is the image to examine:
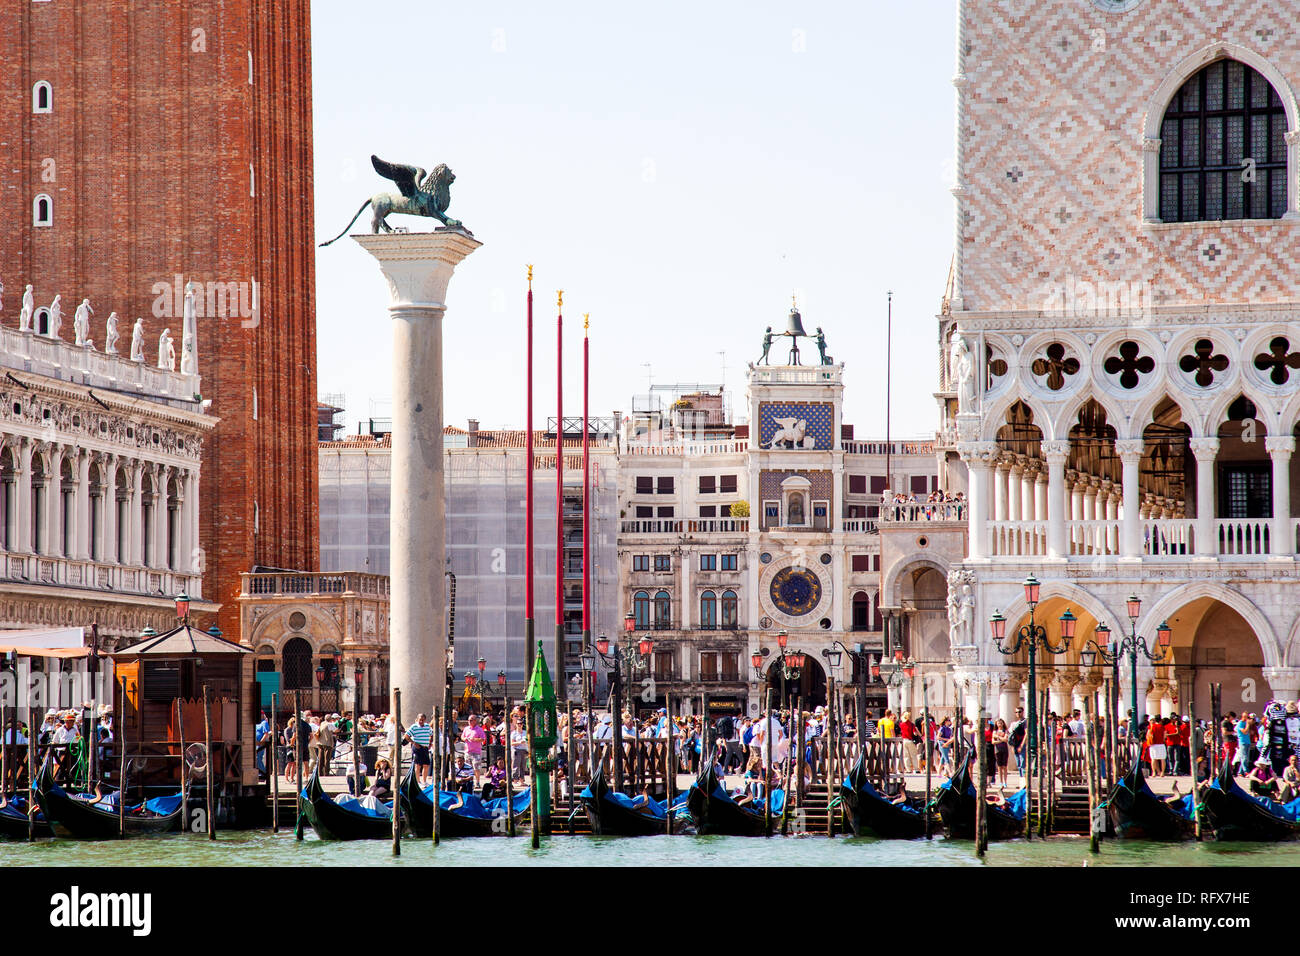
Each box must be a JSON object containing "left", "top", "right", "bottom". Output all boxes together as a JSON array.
[{"left": 320, "top": 155, "right": 468, "bottom": 246}]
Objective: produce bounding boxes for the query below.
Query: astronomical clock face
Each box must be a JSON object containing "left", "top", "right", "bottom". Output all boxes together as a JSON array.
[{"left": 769, "top": 567, "right": 822, "bottom": 617}]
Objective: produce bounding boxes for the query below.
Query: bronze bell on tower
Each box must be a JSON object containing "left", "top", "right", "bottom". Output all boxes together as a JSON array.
[{"left": 787, "top": 306, "right": 807, "bottom": 338}]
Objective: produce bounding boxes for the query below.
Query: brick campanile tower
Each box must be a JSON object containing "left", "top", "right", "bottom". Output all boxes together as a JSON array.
[{"left": 0, "top": 1, "right": 319, "bottom": 638}]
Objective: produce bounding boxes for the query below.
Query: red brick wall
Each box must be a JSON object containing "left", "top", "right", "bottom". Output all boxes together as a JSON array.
[{"left": 0, "top": 0, "right": 319, "bottom": 638}]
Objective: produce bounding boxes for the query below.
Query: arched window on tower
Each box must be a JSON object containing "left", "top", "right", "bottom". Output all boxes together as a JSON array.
[
  {"left": 33, "top": 194, "right": 52, "bottom": 227},
  {"left": 1159, "top": 58, "right": 1289, "bottom": 222},
  {"left": 852, "top": 591, "right": 870, "bottom": 631},
  {"left": 720, "top": 589, "right": 738, "bottom": 629},
  {"left": 32, "top": 81, "right": 51, "bottom": 114},
  {"left": 282, "top": 637, "right": 314, "bottom": 690}
]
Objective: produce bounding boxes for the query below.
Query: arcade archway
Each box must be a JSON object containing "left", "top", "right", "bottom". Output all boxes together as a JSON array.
[{"left": 765, "top": 654, "right": 826, "bottom": 710}]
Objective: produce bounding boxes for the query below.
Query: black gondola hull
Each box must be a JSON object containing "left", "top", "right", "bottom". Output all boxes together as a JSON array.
[
  {"left": 839, "top": 753, "right": 927, "bottom": 839},
  {"left": 302, "top": 768, "right": 394, "bottom": 841},
  {"left": 1104, "top": 764, "right": 1195, "bottom": 841},
  {"left": 399, "top": 768, "right": 526, "bottom": 838},
  {"left": 0, "top": 797, "right": 51, "bottom": 839},
  {"left": 579, "top": 767, "right": 668, "bottom": 837},
  {"left": 34, "top": 764, "right": 181, "bottom": 839},
  {"left": 933, "top": 752, "right": 1023, "bottom": 841},
  {"left": 685, "top": 765, "right": 770, "bottom": 837},
  {"left": 1200, "top": 764, "right": 1300, "bottom": 842}
]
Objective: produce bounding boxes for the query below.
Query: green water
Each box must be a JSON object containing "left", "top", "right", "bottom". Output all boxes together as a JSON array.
[{"left": 2, "top": 830, "right": 1297, "bottom": 867}]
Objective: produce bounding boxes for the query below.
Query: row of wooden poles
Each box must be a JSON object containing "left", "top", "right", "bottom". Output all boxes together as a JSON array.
[
  {"left": 0, "top": 676, "right": 218, "bottom": 840},
  {"left": 967, "top": 677, "right": 1227, "bottom": 855}
]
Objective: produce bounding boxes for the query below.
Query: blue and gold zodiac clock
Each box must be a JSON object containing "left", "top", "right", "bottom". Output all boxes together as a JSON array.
[{"left": 768, "top": 566, "right": 823, "bottom": 617}]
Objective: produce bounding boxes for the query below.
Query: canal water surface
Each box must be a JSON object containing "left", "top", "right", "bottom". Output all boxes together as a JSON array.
[{"left": 2, "top": 831, "right": 1297, "bottom": 867}]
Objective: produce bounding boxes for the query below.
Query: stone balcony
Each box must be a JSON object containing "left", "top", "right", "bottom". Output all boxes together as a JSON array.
[
  {"left": 0, "top": 326, "right": 202, "bottom": 406},
  {"left": 620, "top": 518, "right": 750, "bottom": 535},
  {"left": 984, "top": 516, "right": 1294, "bottom": 561},
  {"left": 0, "top": 549, "right": 203, "bottom": 599},
  {"left": 240, "top": 570, "right": 391, "bottom": 597}
]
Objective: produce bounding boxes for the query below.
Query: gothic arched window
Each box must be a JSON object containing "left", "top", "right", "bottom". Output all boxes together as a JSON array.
[
  {"left": 653, "top": 590, "right": 672, "bottom": 629},
  {"left": 720, "top": 589, "right": 738, "bottom": 629},
  {"left": 1159, "top": 59, "right": 1288, "bottom": 222},
  {"left": 282, "top": 636, "right": 314, "bottom": 690}
]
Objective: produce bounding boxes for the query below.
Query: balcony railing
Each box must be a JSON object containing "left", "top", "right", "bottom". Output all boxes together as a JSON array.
[
  {"left": 623, "top": 439, "right": 748, "bottom": 456},
  {"left": 699, "top": 671, "right": 743, "bottom": 683},
  {"left": 981, "top": 516, "right": 1293, "bottom": 561},
  {"left": 620, "top": 518, "right": 749, "bottom": 534},
  {"left": 879, "top": 501, "right": 966, "bottom": 523},
  {"left": 841, "top": 519, "right": 878, "bottom": 533},
  {"left": 1, "top": 552, "right": 204, "bottom": 600},
  {"left": 841, "top": 440, "right": 935, "bottom": 456},
  {"left": 241, "top": 571, "right": 390, "bottom": 597}
]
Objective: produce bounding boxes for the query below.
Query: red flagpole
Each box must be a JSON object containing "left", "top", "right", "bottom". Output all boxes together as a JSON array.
[
  {"left": 582, "top": 315, "right": 591, "bottom": 674},
  {"left": 524, "top": 266, "right": 534, "bottom": 680},
  {"left": 555, "top": 291, "right": 564, "bottom": 696}
]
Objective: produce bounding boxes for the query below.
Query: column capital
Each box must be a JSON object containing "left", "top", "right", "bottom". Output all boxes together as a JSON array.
[
  {"left": 353, "top": 231, "right": 483, "bottom": 311},
  {"left": 1115, "top": 438, "right": 1144, "bottom": 459},
  {"left": 1189, "top": 436, "right": 1220, "bottom": 458},
  {"left": 957, "top": 441, "right": 999, "bottom": 464},
  {"left": 1042, "top": 440, "right": 1070, "bottom": 462},
  {"left": 1266, "top": 436, "right": 1296, "bottom": 456}
]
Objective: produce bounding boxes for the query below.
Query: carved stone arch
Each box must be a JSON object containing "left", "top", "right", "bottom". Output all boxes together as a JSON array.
[
  {"left": 983, "top": 391, "right": 1051, "bottom": 444},
  {"left": 1052, "top": 389, "right": 1128, "bottom": 447},
  {"left": 1205, "top": 386, "right": 1281, "bottom": 438},
  {"left": 1129, "top": 390, "right": 1197, "bottom": 441},
  {"left": 881, "top": 554, "right": 949, "bottom": 609},
  {"left": 1142, "top": 42, "right": 1300, "bottom": 222},
  {"left": 995, "top": 581, "right": 1125, "bottom": 666},
  {"left": 1140, "top": 581, "right": 1282, "bottom": 669}
]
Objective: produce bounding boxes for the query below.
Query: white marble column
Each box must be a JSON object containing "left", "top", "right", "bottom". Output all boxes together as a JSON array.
[
  {"left": 999, "top": 670, "right": 1024, "bottom": 723},
  {"left": 1043, "top": 441, "right": 1069, "bottom": 559},
  {"left": 960, "top": 443, "right": 997, "bottom": 559},
  {"left": 47, "top": 447, "right": 64, "bottom": 557},
  {"left": 1102, "top": 480, "right": 1119, "bottom": 554},
  {"left": 355, "top": 230, "right": 482, "bottom": 715},
  {"left": 1263, "top": 666, "right": 1300, "bottom": 703},
  {"left": 1007, "top": 458, "right": 1022, "bottom": 525},
  {"left": 15, "top": 440, "right": 33, "bottom": 554},
  {"left": 1189, "top": 437, "right": 1218, "bottom": 558},
  {"left": 129, "top": 462, "right": 144, "bottom": 567},
  {"left": 75, "top": 450, "right": 91, "bottom": 559},
  {"left": 1020, "top": 463, "right": 1036, "bottom": 520},
  {"left": 993, "top": 457, "right": 1009, "bottom": 522},
  {"left": 1267, "top": 436, "right": 1294, "bottom": 557},
  {"left": 1116, "top": 439, "right": 1142, "bottom": 558}
]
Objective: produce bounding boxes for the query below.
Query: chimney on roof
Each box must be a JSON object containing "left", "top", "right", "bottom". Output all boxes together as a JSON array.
[{"left": 467, "top": 418, "right": 479, "bottom": 448}]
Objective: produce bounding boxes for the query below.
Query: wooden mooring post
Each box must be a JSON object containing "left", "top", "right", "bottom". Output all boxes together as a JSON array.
[
  {"left": 1083, "top": 697, "right": 1100, "bottom": 854},
  {"left": 203, "top": 685, "right": 215, "bottom": 840},
  {"left": 504, "top": 698, "right": 515, "bottom": 837},
  {"left": 826, "top": 677, "right": 836, "bottom": 838},
  {"left": 391, "top": 688, "right": 402, "bottom": 857},
  {"left": 270, "top": 693, "right": 280, "bottom": 833},
  {"left": 974, "top": 682, "right": 987, "bottom": 856},
  {"left": 294, "top": 691, "right": 305, "bottom": 841},
  {"left": 665, "top": 700, "right": 675, "bottom": 835},
  {"left": 923, "top": 677, "right": 932, "bottom": 841},
  {"left": 176, "top": 698, "right": 188, "bottom": 833},
  {"left": 763, "top": 689, "right": 773, "bottom": 837},
  {"left": 118, "top": 676, "right": 127, "bottom": 837}
]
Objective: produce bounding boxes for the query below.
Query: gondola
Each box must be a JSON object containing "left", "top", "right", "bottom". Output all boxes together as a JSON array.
[
  {"left": 34, "top": 761, "right": 182, "bottom": 839},
  {"left": 932, "top": 751, "right": 1025, "bottom": 840},
  {"left": 399, "top": 765, "right": 531, "bottom": 838},
  {"left": 1199, "top": 759, "right": 1300, "bottom": 842},
  {"left": 301, "top": 766, "right": 395, "bottom": 840},
  {"left": 684, "top": 763, "right": 781, "bottom": 837},
  {"left": 838, "top": 749, "right": 928, "bottom": 839},
  {"left": 577, "top": 765, "right": 684, "bottom": 836},
  {"left": 0, "top": 793, "right": 51, "bottom": 839},
  {"left": 1102, "top": 762, "right": 1195, "bottom": 841}
]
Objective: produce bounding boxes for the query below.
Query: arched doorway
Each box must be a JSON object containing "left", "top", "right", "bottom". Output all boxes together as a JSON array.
[
  {"left": 282, "top": 637, "right": 313, "bottom": 691},
  {"left": 1165, "top": 598, "right": 1267, "bottom": 718},
  {"left": 765, "top": 654, "right": 826, "bottom": 710}
]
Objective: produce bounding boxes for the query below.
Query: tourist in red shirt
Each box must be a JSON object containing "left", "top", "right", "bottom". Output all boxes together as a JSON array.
[{"left": 1147, "top": 717, "right": 1167, "bottom": 777}]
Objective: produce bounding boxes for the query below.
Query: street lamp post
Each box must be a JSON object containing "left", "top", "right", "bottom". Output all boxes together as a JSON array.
[
  {"left": 988, "top": 575, "right": 1076, "bottom": 840},
  {"left": 1078, "top": 594, "right": 1170, "bottom": 768},
  {"left": 593, "top": 612, "right": 654, "bottom": 793},
  {"left": 752, "top": 630, "right": 804, "bottom": 718}
]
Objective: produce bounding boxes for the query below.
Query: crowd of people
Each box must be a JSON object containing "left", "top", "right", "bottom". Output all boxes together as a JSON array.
[
  {"left": 881, "top": 490, "right": 967, "bottom": 522},
  {"left": 1, "top": 706, "right": 114, "bottom": 788},
  {"left": 253, "top": 697, "right": 1300, "bottom": 809}
]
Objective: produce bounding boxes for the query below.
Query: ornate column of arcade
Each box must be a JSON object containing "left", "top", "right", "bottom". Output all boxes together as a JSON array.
[
  {"left": 1145, "top": 678, "right": 1172, "bottom": 718},
  {"left": 74, "top": 449, "right": 92, "bottom": 559},
  {"left": 15, "top": 439, "right": 33, "bottom": 554},
  {"left": 1115, "top": 438, "right": 1143, "bottom": 559},
  {"left": 1267, "top": 436, "right": 1295, "bottom": 558},
  {"left": 1047, "top": 670, "right": 1079, "bottom": 717},
  {"left": 998, "top": 668, "right": 1025, "bottom": 723},
  {"left": 1043, "top": 441, "right": 1069, "bottom": 559},
  {"left": 960, "top": 442, "right": 997, "bottom": 559},
  {"left": 1189, "top": 437, "right": 1219, "bottom": 558},
  {"left": 1007, "top": 457, "right": 1022, "bottom": 526},
  {"left": 355, "top": 230, "right": 482, "bottom": 715},
  {"left": 47, "top": 446, "right": 64, "bottom": 557}
]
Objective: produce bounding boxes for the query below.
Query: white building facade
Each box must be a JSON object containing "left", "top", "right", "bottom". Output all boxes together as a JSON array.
[
  {"left": 941, "top": 0, "right": 1300, "bottom": 721},
  {"left": 618, "top": 318, "right": 939, "bottom": 718},
  {"left": 0, "top": 321, "right": 214, "bottom": 645}
]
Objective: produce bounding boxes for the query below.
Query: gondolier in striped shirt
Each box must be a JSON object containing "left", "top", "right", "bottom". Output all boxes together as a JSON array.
[{"left": 405, "top": 714, "right": 434, "bottom": 787}]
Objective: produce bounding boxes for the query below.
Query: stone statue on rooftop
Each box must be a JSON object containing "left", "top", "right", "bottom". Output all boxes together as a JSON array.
[
  {"left": 48, "top": 295, "right": 62, "bottom": 340},
  {"left": 130, "top": 317, "right": 145, "bottom": 363},
  {"left": 105, "top": 312, "right": 120, "bottom": 355},
  {"left": 158, "top": 328, "right": 175, "bottom": 371},
  {"left": 320, "top": 154, "right": 467, "bottom": 245},
  {"left": 181, "top": 281, "right": 198, "bottom": 375},
  {"left": 951, "top": 333, "right": 976, "bottom": 412},
  {"left": 759, "top": 327, "right": 773, "bottom": 365},
  {"left": 73, "top": 298, "right": 93, "bottom": 347},
  {"left": 0, "top": 277, "right": 4, "bottom": 312},
  {"left": 19, "top": 285, "right": 33, "bottom": 332}
]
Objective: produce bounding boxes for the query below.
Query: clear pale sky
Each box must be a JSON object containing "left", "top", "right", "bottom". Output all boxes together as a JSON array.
[{"left": 311, "top": 0, "right": 957, "bottom": 439}]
